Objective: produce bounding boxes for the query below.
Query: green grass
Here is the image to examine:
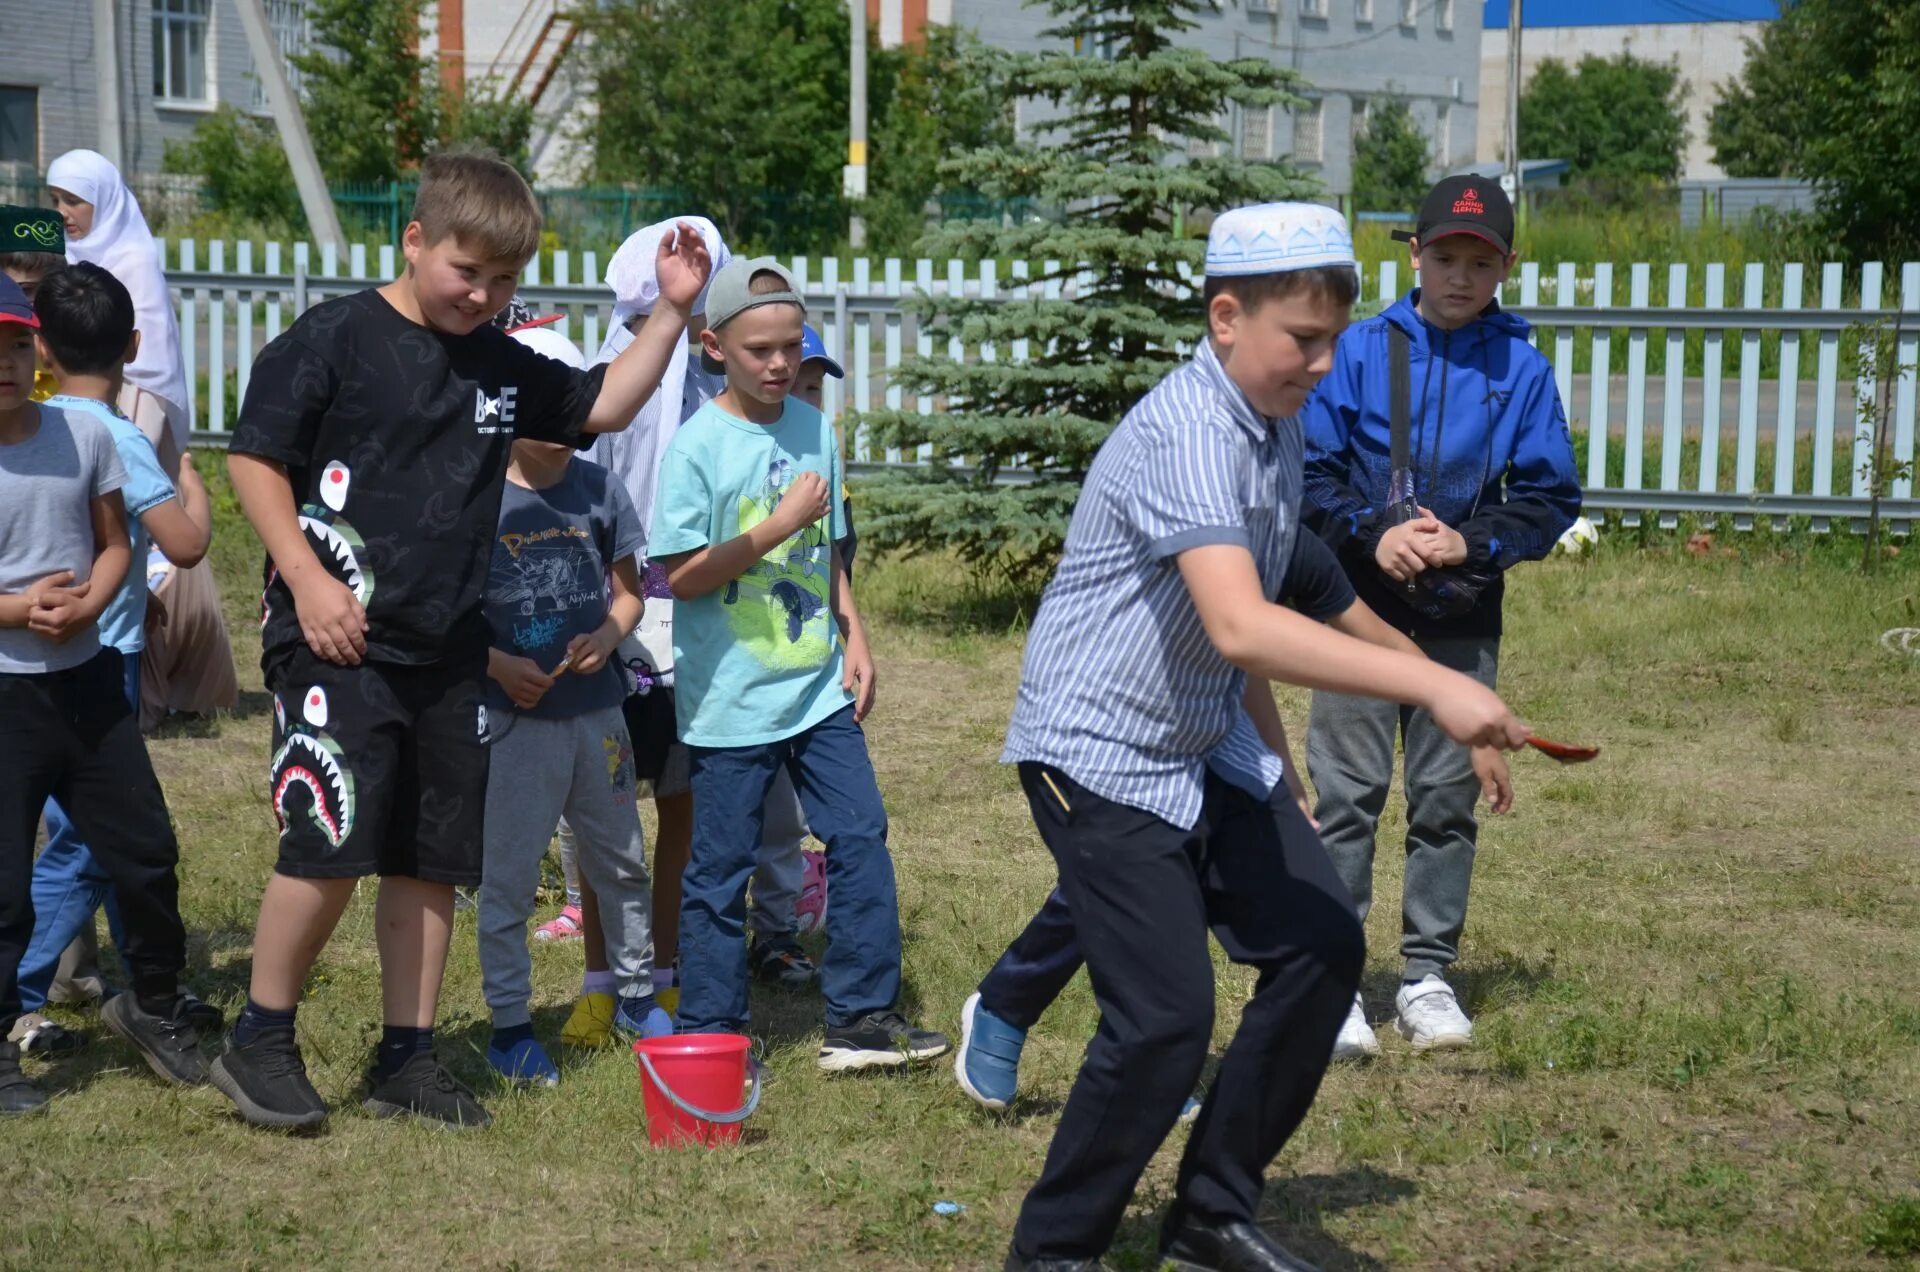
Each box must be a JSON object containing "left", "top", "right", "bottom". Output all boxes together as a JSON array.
[{"left": 4, "top": 466, "right": 1918, "bottom": 1270}]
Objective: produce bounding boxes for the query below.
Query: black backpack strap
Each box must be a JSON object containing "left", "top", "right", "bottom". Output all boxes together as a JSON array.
[{"left": 1388, "top": 323, "right": 1412, "bottom": 476}]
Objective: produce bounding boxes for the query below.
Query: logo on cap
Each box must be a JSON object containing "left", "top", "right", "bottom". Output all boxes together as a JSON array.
[{"left": 1453, "top": 188, "right": 1485, "bottom": 216}]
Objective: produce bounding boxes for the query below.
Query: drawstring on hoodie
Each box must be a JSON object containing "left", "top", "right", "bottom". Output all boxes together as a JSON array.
[{"left": 1410, "top": 307, "right": 1498, "bottom": 527}]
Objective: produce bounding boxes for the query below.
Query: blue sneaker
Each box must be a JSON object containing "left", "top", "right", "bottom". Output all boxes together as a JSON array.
[
  {"left": 486, "top": 1036, "right": 559, "bottom": 1088},
  {"left": 954, "top": 991, "right": 1025, "bottom": 1112},
  {"left": 613, "top": 994, "right": 675, "bottom": 1041}
]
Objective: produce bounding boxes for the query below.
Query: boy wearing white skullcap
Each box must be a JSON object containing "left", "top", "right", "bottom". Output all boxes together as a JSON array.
[{"left": 973, "top": 203, "right": 1531, "bottom": 1272}]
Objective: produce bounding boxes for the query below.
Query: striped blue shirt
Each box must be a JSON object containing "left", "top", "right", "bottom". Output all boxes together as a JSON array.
[{"left": 1002, "top": 340, "right": 1302, "bottom": 829}]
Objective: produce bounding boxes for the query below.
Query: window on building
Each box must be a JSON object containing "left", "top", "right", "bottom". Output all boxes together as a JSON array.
[
  {"left": 1351, "top": 95, "right": 1372, "bottom": 139},
  {"left": 0, "top": 87, "right": 36, "bottom": 166},
  {"left": 1436, "top": 0, "right": 1454, "bottom": 32},
  {"left": 1435, "top": 103, "right": 1453, "bottom": 165},
  {"left": 153, "top": 0, "right": 212, "bottom": 104},
  {"left": 1240, "top": 105, "right": 1273, "bottom": 161},
  {"left": 251, "top": 0, "right": 310, "bottom": 111},
  {"left": 1355, "top": 0, "right": 1374, "bottom": 22},
  {"left": 1400, "top": 0, "right": 1418, "bottom": 27},
  {"left": 1293, "top": 99, "right": 1323, "bottom": 163},
  {"left": 1187, "top": 110, "right": 1231, "bottom": 160},
  {"left": 1301, "top": 0, "right": 1329, "bottom": 17}
]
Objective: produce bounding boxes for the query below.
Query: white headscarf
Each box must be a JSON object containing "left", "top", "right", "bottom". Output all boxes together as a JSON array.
[
  {"left": 46, "top": 150, "right": 192, "bottom": 447},
  {"left": 588, "top": 216, "right": 731, "bottom": 539}
]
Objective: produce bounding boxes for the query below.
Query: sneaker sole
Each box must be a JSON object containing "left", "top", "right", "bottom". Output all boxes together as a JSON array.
[
  {"left": 360, "top": 1097, "right": 493, "bottom": 1130},
  {"left": 953, "top": 993, "right": 1013, "bottom": 1112},
  {"left": 1396, "top": 1021, "right": 1472, "bottom": 1051},
  {"left": 99, "top": 996, "right": 209, "bottom": 1086},
  {"left": 817, "top": 1042, "right": 949, "bottom": 1074},
  {"left": 209, "top": 1056, "right": 329, "bottom": 1131}
]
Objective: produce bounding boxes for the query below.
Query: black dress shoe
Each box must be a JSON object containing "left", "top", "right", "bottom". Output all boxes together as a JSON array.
[
  {"left": 1161, "top": 1216, "right": 1321, "bottom": 1272},
  {"left": 1002, "top": 1246, "right": 1106, "bottom": 1271}
]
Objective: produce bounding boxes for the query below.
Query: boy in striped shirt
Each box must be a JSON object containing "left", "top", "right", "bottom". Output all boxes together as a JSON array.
[{"left": 989, "top": 204, "right": 1530, "bottom": 1272}]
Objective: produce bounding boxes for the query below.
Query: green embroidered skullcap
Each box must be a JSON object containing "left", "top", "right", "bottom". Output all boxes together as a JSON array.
[{"left": 0, "top": 206, "right": 66, "bottom": 256}]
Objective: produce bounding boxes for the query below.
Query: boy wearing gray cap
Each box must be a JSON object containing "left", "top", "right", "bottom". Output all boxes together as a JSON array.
[
  {"left": 649, "top": 257, "right": 948, "bottom": 1070},
  {"left": 988, "top": 203, "right": 1529, "bottom": 1272}
]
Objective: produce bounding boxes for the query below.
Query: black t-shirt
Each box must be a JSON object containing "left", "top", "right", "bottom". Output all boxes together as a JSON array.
[
  {"left": 230, "top": 289, "right": 607, "bottom": 666},
  {"left": 1283, "top": 527, "right": 1357, "bottom": 622}
]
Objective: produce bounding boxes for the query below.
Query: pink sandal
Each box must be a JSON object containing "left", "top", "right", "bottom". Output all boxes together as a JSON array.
[{"left": 533, "top": 903, "right": 584, "bottom": 944}]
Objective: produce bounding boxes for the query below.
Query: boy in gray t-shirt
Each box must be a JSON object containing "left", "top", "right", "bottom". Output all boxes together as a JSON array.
[{"left": 0, "top": 275, "right": 208, "bottom": 1116}]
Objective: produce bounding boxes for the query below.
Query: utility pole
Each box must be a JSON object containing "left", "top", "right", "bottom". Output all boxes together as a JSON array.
[
  {"left": 846, "top": 0, "right": 869, "bottom": 250},
  {"left": 1504, "top": 0, "right": 1524, "bottom": 228},
  {"left": 92, "top": 0, "right": 123, "bottom": 167},
  {"left": 234, "top": 0, "right": 348, "bottom": 257}
]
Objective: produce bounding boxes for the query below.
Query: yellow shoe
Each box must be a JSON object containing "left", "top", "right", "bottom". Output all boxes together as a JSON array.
[
  {"left": 560, "top": 991, "right": 616, "bottom": 1048},
  {"left": 656, "top": 986, "right": 680, "bottom": 1016}
]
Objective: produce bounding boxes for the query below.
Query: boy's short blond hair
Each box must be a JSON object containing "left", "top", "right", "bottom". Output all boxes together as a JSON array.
[{"left": 410, "top": 150, "right": 542, "bottom": 264}]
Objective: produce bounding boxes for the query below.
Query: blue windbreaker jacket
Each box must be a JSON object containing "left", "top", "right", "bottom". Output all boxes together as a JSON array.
[{"left": 1301, "top": 289, "right": 1581, "bottom": 637}]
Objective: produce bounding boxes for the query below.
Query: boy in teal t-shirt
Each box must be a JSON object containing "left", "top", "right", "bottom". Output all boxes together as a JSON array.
[{"left": 649, "top": 257, "right": 947, "bottom": 1071}]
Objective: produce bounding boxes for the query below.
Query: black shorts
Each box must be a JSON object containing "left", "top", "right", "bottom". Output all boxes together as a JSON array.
[{"left": 264, "top": 647, "right": 490, "bottom": 886}]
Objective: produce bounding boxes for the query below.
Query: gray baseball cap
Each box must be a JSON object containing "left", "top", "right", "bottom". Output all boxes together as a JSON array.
[{"left": 698, "top": 256, "right": 807, "bottom": 374}]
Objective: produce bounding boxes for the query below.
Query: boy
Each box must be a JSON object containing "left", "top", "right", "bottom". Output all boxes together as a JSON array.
[
  {"left": 477, "top": 425, "right": 668, "bottom": 1087},
  {"left": 0, "top": 205, "right": 67, "bottom": 402},
  {"left": 0, "top": 274, "right": 209, "bottom": 1116},
  {"left": 12, "top": 263, "right": 215, "bottom": 1058},
  {"left": 952, "top": 522, "right": 1514, "bottom": 1111},
  {"left": 1302, "top": 176, "right": 1579, "bottom": 1057},
  {"left": 650, "top": 257, "right": 948, "bottom": 1069},
  {"left": 741, "top": 319, "right": 849, "bottom": 988},
  {"left": 211, "top": 151, "right": 710, "bottom": 1131},
  {"left": 991, "top": 203, "right": 1528, "bottom": 1272}
]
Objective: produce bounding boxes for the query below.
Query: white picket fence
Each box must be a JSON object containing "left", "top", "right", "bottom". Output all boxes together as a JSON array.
[{"left": 161, "top": 240, "right": 1919, "bottom": 530}]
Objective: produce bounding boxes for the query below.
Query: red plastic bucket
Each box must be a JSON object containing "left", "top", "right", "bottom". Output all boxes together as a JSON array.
[{"left": 633, "top": 1033, "right": 760, "bottom": 1148}]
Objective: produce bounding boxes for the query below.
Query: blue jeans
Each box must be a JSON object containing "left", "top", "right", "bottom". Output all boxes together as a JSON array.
[
  {"left": 680, "top": 705, "right": 901, "bottom": 1033},
  {"left": 16, "top": 655, "right": 139, "bottom": 1013}
]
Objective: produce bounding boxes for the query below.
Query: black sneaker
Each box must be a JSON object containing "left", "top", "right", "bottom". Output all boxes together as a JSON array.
[
  {"left": 362, "top": 1053, "right": 492, "bottom": 1130},
  {"left": 0, "top": 1040, "right": 49, "bottom": 1117},
  {"left": 179, "top": 991, "right": 225, "bottom": 1034},
  {"left": 818, "top": 1010, "right": 952, "bottom": 1073},
  {"left": 100, "top": 993, "right": 209, "bottom": 1085},
  {"left": 9, "top": 1011, "right": 85, "bottom": 1056},
  {"left": 210, "top": 1028, "right": 328, "bottom": 1131},
  {"left": 750, "top": 936, "right": 819, "bottom": 989}
]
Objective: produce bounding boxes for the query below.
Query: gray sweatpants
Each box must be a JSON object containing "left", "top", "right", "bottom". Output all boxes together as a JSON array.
[
  {"left": 1306, "top": 633, "right": 1499, "bottom": 982},
  {"left": 480, "top": 705, "right": 655, "bottom": 1026},
  {"left": 749, "top": 766, "right": 808, "bottom": 939}
]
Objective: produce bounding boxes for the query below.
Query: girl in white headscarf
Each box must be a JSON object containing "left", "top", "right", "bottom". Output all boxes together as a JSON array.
[
  {"left": 45, "top": 149, "right": 235, "bottom": 727},
  {"left": 45, "top": 149, "right": 192, "bottom": 458}
]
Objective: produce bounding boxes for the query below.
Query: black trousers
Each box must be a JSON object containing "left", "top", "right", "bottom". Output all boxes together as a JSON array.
[
  {"left": 0, "top": 649, "right": 186, "bottom": 1031},
  {"left": 1011, "top": 763, "right": 1365, "bottom": 1262}
]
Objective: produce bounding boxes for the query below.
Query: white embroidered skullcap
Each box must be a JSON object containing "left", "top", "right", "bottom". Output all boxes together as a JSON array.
[
  {"left": 1205, "top": 202, "right": 1356, "bottom": 277},
  {"left": 509, "top": 323, "right": 586, "bottom": 371}
]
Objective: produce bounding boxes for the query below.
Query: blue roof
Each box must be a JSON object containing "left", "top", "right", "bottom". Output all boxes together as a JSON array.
[{"left": 1484, "top": 0, "right": 1778, "bottom": 28}]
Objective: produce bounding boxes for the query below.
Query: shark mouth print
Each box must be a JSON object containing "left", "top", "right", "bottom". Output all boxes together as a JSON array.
[
  {"left": 297, "top": 505, "right": 375, "bottom": 607},
  {"left": 271, "top": 719, "right": 356, "bottom": 849}
]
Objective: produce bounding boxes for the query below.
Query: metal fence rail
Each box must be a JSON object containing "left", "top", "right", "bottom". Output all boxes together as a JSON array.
[{"left": 162, "top": 240, "right": 1918, "bottom": 531}]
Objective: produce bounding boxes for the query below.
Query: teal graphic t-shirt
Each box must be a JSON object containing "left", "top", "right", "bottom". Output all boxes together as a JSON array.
[{"left": 649, "top": 397, "right": 850, "bottom": 747}]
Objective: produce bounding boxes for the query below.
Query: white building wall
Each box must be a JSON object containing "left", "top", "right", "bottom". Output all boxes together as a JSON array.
[{"left": 1478, "top": 21, "right": 1768, "bottom": 180}]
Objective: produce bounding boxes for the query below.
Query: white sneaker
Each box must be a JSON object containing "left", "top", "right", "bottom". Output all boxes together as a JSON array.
[
  {"left": 1395, "top": 975, "right": 1473, "bottom": 1050},
  {"left": 1331, "top": 993, "right": 1380, "bottom": 1060}
]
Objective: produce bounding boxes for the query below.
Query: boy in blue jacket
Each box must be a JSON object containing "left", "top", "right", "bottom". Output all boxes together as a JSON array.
[{"left": 1302, "top": 176, "right": 1580, "bottom": 1057}]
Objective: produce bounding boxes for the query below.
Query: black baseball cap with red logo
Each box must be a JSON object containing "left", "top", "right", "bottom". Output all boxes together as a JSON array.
[{"left": 1391, "top": 175, "right": 1514, "bottom": 256}]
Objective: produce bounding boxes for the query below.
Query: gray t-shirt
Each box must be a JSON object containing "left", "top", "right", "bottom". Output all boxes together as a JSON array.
[
  {"left": 482, "top": 457, "right": 645, "bottom": 720},
  {"left": 0, "top": 402, "right": 128, "bottom": 673}
]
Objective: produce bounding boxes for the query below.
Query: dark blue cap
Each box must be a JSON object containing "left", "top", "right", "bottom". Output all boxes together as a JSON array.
[
  {"left": 800, "top": 323, "right": 843, "bottom": 378},
  {"left": 0, "top": 274, "right": 39, "bottom": 328}
]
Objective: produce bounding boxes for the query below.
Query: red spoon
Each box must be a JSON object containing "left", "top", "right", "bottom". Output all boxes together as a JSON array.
[{"left": 1525, "top": 734, "right": 1601, "bottom": 764}]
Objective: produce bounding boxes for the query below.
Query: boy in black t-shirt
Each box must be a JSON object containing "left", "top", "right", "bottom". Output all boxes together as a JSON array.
[{"left": 211, "top": 152, "right": 711, "bottom": 1131}]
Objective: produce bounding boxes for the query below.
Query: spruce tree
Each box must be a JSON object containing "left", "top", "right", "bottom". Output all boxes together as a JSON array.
[{"left": 856, "top": 0, "right": 1318, "bottom": 589}]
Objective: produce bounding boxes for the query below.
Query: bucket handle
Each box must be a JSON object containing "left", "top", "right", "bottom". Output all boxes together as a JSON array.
[{"left": 637, "top": 1050, "right": 762, "bottom": 1126}]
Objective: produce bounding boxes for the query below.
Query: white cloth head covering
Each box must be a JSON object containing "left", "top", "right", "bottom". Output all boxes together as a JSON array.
[
  {"left": 588, "top": 216, "right": 731, "bottom": 544},
  {"left": 46, "top": 150, "right": 193, "bottom": 447},
  {"left": 1205, "top": 202, "right": 1357, "bottom": 278},
  {"left": 508, "top": 323, "right": 586, "bottom": 371}
]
